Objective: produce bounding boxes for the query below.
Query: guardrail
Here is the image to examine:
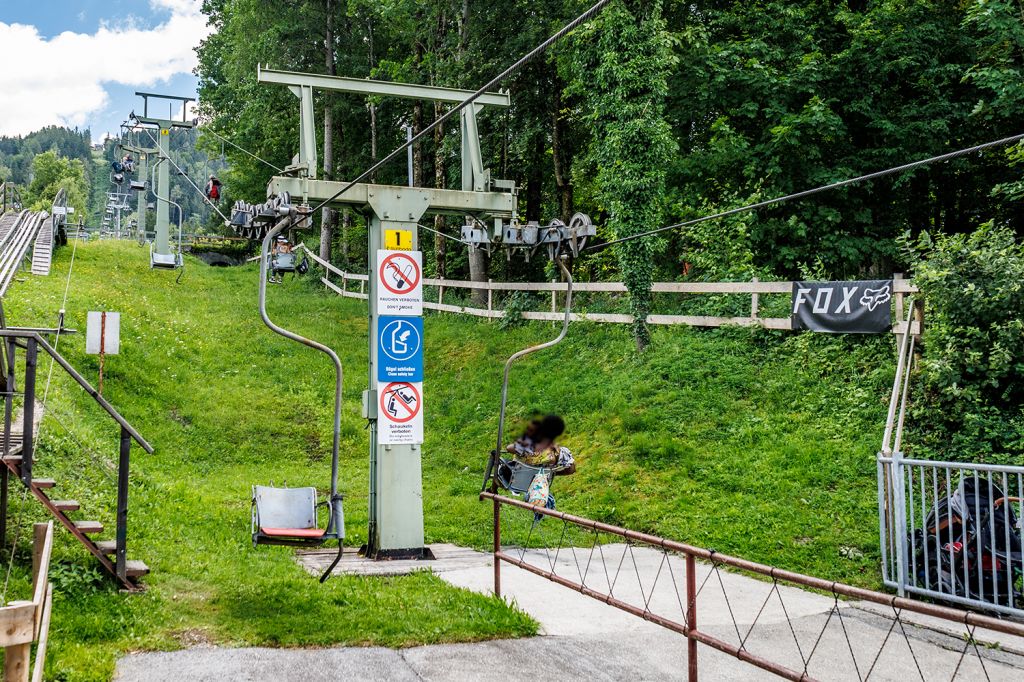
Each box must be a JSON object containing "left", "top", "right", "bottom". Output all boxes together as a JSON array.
[
  {"left": 300, "top": 246, "right": 920, "bottom": 334},
  {"left": 483, "top": 491, "right": 1024, "bottom": 681},
  {"left": 1, "top": 521, "right": 54, "bottom": 682}
]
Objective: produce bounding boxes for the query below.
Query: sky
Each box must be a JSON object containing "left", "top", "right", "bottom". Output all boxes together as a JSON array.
[{"left": 0, "top": 0, "right": 210, "bottom": 140}]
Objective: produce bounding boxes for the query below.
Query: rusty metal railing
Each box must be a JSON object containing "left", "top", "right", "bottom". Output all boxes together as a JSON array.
[{"left": 482, "top": 491, "right": 1024, "bottom": 681}]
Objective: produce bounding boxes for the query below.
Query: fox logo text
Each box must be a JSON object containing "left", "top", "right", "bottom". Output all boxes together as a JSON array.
[{"left": 792, "top": 280, "right": 893, "bottom": 334}]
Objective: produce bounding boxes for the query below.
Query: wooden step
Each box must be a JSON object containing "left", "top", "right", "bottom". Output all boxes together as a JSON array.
[
  {"left": 74, "top": 520, "right": 103, "bottom": 534},
  {"left": 32, "top": 478, "right": 55, "bottom": 489},
  {"left": 1, "top": 455, "right": 21, "bottom": 464},
  {"left": 51, "top": 500, "right": 79, "bottom": 512},
  {"left": 95, "top": 540, "right": 115, "bottom": 555},
  {"left": 125, "top": 560, "right": 149, "bottom": 578}
]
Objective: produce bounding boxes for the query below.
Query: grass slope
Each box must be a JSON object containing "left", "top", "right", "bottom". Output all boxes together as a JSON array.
[{"left": 2, "top": 241, "right": 895, "bottom": 680}]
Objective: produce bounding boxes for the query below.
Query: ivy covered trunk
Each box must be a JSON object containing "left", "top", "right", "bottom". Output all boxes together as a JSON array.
[{"left": 569, "top": 0, "right": 676, "bottom": 349}]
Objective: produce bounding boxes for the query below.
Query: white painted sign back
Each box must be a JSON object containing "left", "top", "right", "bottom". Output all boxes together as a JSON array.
[{"left": 86, "top": 312, "right": 120, "bottom": 355}]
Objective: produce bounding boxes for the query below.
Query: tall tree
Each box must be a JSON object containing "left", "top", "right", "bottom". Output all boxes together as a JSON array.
[{"left": 568, "top": 0, "right": 676, "bottom": 349}]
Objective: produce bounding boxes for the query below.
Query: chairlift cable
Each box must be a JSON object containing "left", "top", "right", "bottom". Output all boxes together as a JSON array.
[
  {"left": 582, "top": 132, "right": 1024, "bottom": 253},
  {"left": 140, "top": 128, "right": 231, "bottom": 223},
  {"left": 300, "top": 0, "right": 612, "bottom": 220},
  {"left": 202, "top": 126, "right": 284, "bottom": 174},
  {"left": 417, "top": 221, "right": 469, "bottom": 246}
]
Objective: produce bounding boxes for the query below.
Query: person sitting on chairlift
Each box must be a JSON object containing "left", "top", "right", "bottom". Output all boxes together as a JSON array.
[
  {"left": 122, "top": 154, "right": 135, "bottom": 174},
  {"left": 205, "top": 174, "right": 222, "bottom": 201},
  {"left": 268, "top": 235, "right": 291, "bottom": 283},
  {"left": 506, "top": 414, "right": 575, "bottom": 475}
]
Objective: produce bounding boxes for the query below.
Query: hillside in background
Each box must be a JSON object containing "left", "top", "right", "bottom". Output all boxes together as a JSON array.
[{"left": 1, "top": 241, "right": 895, "bottom": 679}]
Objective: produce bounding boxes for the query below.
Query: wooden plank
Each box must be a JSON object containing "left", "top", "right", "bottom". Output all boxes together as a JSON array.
[
  {"left": 50, "top": 500, "right": 79, "bottom": 512},
  {"left": 322, "top": 278, "right": 368, "bottom": 300},
  {"left": 0, "top": 601, "right": 36, "bottom": 647},
  {"left": 30, "top": 587, "right": 51, "bottom": 682},
  {"left": 73, "top": 520, "right": 103, "bottom": 534},
  {"left": 31, "top": 523, "right": 52, "bottom": 631},
  {"left": 125, "top": 560, "right": 149, "bottom": 578},
  {"left": 30, "top": 479, "right": 54, "bottom": 489},
  {"left": 94, "top": 540, "right": 115, "bottom": 555}
]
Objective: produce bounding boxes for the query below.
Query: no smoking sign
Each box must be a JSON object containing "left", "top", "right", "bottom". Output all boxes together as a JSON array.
[{"left": 376, "top": 250, "right": 423, "bottom": 316}]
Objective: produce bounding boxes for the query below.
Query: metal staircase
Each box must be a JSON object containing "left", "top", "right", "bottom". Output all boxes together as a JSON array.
[{"left": 0, "top": 331, "right": 153, "bottom": 590}]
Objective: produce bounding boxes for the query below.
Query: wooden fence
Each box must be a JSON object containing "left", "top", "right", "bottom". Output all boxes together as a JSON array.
[
  {"left": 2, "top": 521, "right": 54, "bottom": 682},
  {"left": 299, "top": 246, "right": 920, "bottom": 335}
]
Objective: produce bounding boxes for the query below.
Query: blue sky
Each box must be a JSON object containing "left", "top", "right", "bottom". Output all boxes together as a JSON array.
[{"left": 0, "top": 1, "right": 207, "bottom": 139}]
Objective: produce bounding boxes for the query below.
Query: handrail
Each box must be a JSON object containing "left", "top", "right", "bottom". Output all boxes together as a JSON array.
[
  {"left": 481, "top": 491, "right": 1024, "bottom": 639},
  {"left": 0, "top": 330, "right": 152, "bottom": 453}
]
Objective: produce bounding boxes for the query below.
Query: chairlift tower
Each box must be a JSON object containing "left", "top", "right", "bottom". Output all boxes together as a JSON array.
[
  {"left": 119, "top": 134, "right": 157, "bottom": 244},
  {"left": 132, "top": 92, "right": 194, "bottom": 268},
  {"left": 260, "top": 67, "right": 517, "bottom": 558}
]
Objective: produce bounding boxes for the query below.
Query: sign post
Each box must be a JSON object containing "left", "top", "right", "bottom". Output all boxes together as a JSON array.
[{"left": 86, "top": 312, "right": 120, "bottom": 395}]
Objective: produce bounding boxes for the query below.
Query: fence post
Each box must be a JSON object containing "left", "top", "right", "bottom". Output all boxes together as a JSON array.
[
  {"left": 115, "top": 426, "right": 131, "bottom": 582},
  {"left": 894, "top": 273, "right": 904, "bottom": 325},
  {"left": 750, "top": 276, "right": 760, "bottom": 320},
  {"left": 686, "top": 553, "right": 697, "bottom": 682},
  {"left": 551, "top": 280, "right": 557, "bottom": 313},
  {"left": 341, "top": 272, "right": 346, "bottom": 295},
  {"left": 892, "top": 451, "right": 907, "bottom": 597},
  {"left": 359, "top": 279, "right": 365, "bottom": 296},
  {"left": 439, "top": 280, "right": 445, "bottom": 307},
  {"left": 487, "top": 279, "right": 493, "bottom": 312},
  {"left": 20, "top": 339, "right": 36, "bottom": 487}
]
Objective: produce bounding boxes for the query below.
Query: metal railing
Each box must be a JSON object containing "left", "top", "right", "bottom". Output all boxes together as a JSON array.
[
  {"left": 877, "top": 300, "right": 1024, "bottom": 618},
  {"left": 0, "top": 330, "right": 152, "bottom": 587},
  {"left": 483, "top": 490, "right": 1024, "bottom": 681}
]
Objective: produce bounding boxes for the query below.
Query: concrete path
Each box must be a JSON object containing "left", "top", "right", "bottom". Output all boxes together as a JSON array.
[{"left": 115, "top": 544, "right": 1024, "bottom": 681}]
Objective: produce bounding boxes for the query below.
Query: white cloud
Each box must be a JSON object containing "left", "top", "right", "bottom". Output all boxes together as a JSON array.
[{"left": 0, "top": 1, "right": 210, "bottom": 136}]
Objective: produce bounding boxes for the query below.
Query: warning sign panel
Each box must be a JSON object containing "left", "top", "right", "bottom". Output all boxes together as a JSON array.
[
  {"left": 376, "top": 250, "right": 423, "bottom": 316},
  {"left": 378, "top": 316, "right": 424, "bottom": 382},
  {"left": 379, "top": 381, "right": 423, "bottom": 445}
]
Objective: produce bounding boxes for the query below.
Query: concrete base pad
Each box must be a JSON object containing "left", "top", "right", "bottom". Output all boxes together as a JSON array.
[{"left": 296, "top": 543, "right": 489, "bottom": 577}]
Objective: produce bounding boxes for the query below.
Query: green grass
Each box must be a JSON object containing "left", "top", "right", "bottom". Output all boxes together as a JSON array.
[{"left": 1, "top": 241, "right": 895, "bottom": 679}]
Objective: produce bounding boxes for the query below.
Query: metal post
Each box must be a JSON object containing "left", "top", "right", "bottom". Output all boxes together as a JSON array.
[
  {"left": 493, "top": 487, "right": 501, "bottom": 598},
  {"left": 116, "top": 426, "right": 131, "bottom": 582},
  {"left": 405, "top": 125, "right": 414, "bottom": 188},
  {"left": 20, "top": 339, "right": 36, "bottom": 487},
  {"left": 686, "top": 553, "right": 698, "bottom": 682},
  {"left": 155, "top": 127, "right": 172, "bottom": 256},
  {"left": 136, "top": 153, "right": 148, "bottom": 243}
]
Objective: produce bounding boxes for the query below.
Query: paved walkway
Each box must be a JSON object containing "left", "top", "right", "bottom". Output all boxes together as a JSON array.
[{"left": 115, "top": 545, "right": 1024, "bottom": 681}]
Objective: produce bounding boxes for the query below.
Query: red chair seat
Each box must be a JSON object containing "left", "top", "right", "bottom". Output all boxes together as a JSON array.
[{"left": 261, "top": 527, "right": 326, "bottom": 538}]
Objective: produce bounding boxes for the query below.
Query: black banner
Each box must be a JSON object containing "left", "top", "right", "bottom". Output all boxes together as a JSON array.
[{"left": 792, "top": 280, "right": 893, "bottom": 334}]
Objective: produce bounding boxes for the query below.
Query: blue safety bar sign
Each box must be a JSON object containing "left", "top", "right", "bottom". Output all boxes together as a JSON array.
[{"left": 377, "top": 316, "right": 424, "bottom": 382}]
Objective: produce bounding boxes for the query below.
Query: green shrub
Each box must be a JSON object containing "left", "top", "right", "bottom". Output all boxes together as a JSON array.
[{"left": 904, "top": 223, "right": 1024, "bottom": 461}]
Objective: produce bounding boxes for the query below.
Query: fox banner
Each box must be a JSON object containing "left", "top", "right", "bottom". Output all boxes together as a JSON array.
[{"left": 791, "top": 280, "right": 893, "bottom": 334}]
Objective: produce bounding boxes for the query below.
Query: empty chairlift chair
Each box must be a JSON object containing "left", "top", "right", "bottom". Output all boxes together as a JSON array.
[
  {"left": 252, "top": 485, "right": 335, "bottom": 547},
  {"left": 251, "top": 216, "right": 346, "bottom": 581}
]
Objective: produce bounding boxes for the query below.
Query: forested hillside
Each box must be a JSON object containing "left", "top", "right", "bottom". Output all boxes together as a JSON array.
[{"left": 196, "top": 0, "right": 1024, "bottom": 283}]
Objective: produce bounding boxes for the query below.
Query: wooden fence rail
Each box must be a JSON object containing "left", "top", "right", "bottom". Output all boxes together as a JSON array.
[
  {"left": 300, "top": 246, "right": 920, "bottom": 335},
  {"left": 2, "top": 521, "right": 54, "bottom": 682}
]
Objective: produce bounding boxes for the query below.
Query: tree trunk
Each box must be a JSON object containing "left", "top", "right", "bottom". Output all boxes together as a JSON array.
[
  {"left": 341, "top": 208, "right": 352, "bottom": 264},
  {"left": 525, "top": 134, "right": 544, "bottom": 222},
  {"left": 320, "top": 0, "right": 337, "bottom": 263},
  {"left": 551, "top": 87, "right": 574, "bottom": 224},
  {"left": 368, "top": 18, "right": 378, "bottom": 182},
  {"left": 433, "top": 102, "right": 448, "bottom": 280}
]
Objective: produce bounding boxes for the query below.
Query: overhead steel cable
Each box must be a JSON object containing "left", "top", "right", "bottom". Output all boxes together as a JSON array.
[
  {"left": 301, "top": 0, "right": 612, "bottom": 219},
  {"left": 202, "top": 126, "right": 284, "bottom": 174},
  {"left": 583, "top": 132, "right": 1024, "bottom": 253},
  {"left": 139, "top": 127, "right": 231, "bottom": 224}
]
